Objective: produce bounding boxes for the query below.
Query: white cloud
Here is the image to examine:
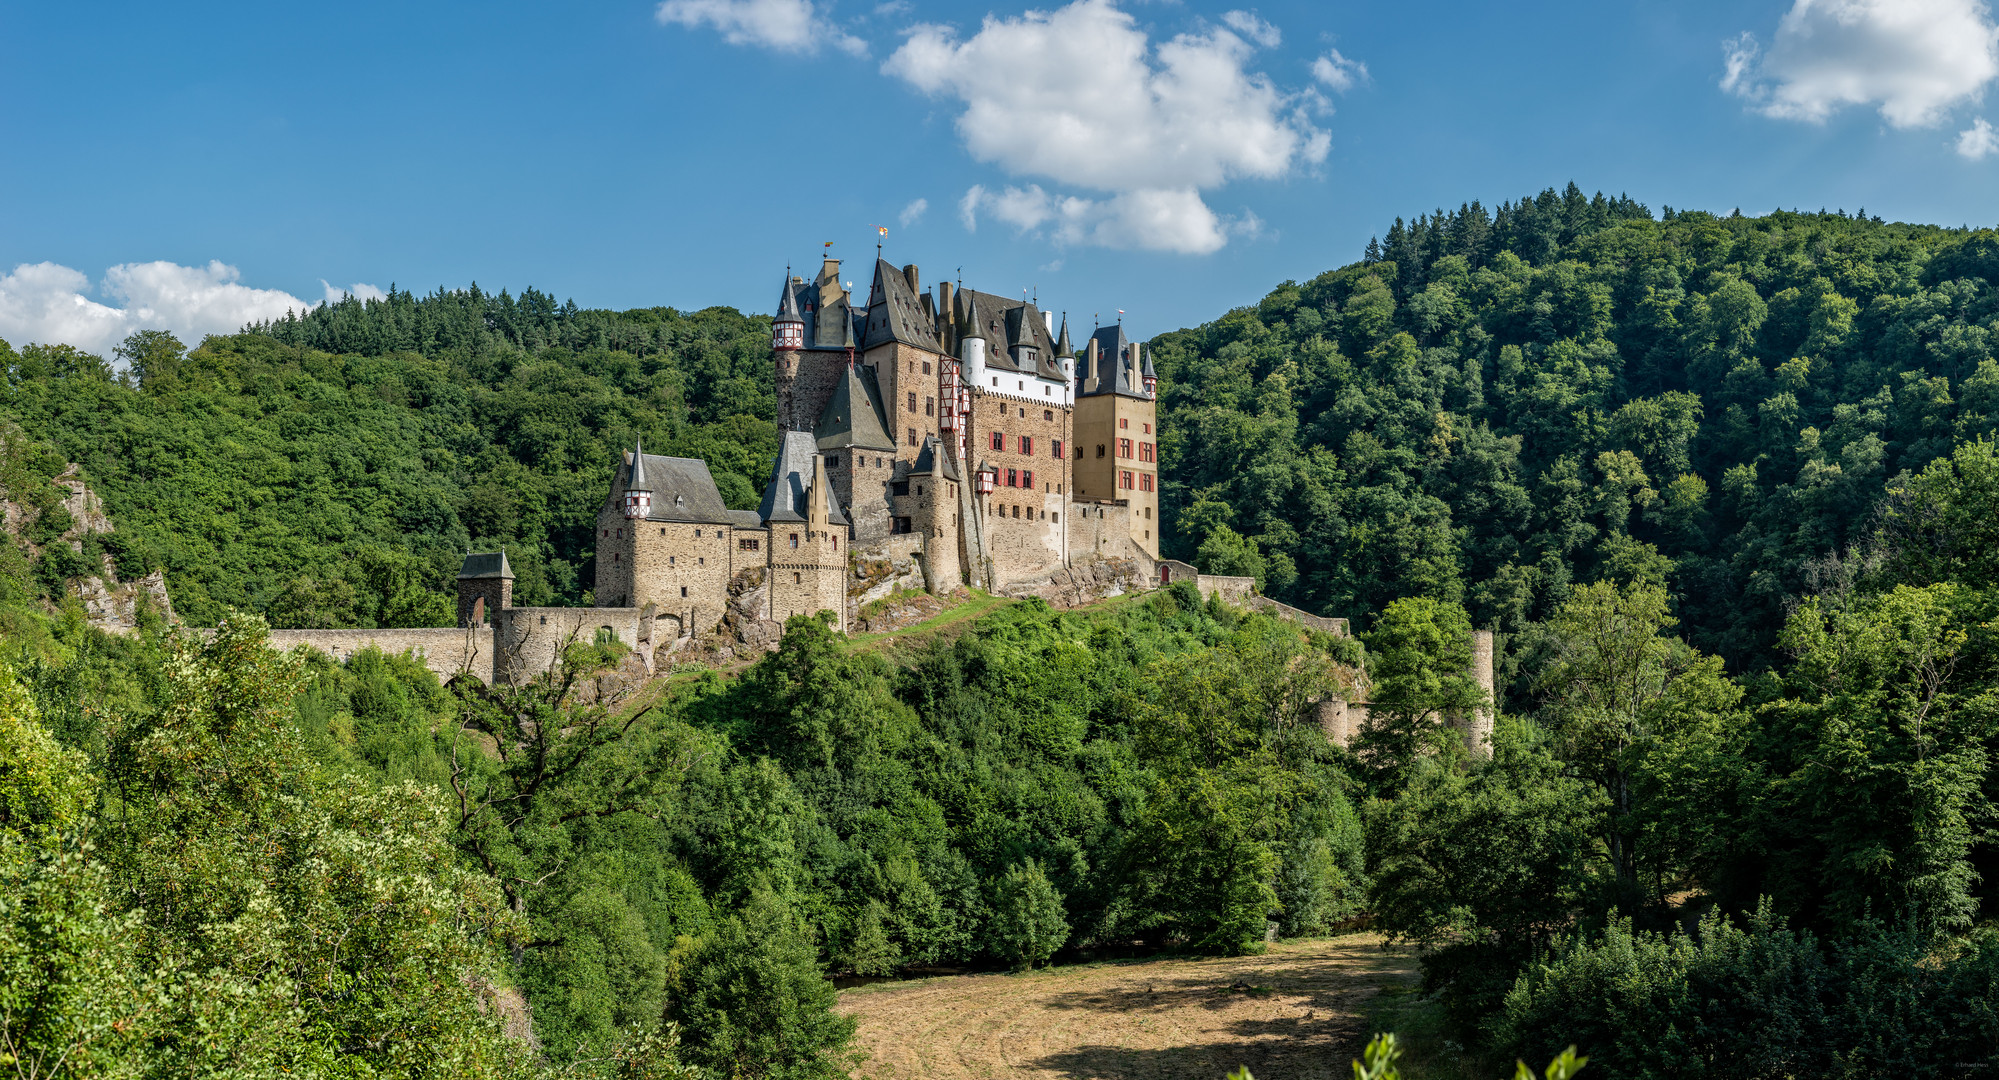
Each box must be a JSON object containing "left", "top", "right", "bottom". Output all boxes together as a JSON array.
[
  {"left": 899, "top": 197, "right": 929, "bottom": 226},
  {"left": 655, "top": 0, "right": 866, "bottom": 56},
  {"left": 1312, "top": 48, "right": 1367, "bottom": 93},
  {"left": 0, "top": 260, "right": 310, "bottom": 357},
  {"left": 1961, "top": 116, "right": 1999, "bottom": 156},
  {"left": 1722, "top": 0, "right": 1999, "bottom": 128},
  {"left": 322, "top": 280, "right": 388, "bottom": 304},
  {"left": 957, "top": 183, "right": 1266, "bottom": 255},
  {"left": 1221, "top": 10, "right": 1280, "bottom": 48},
  {"left": 884, "top": 0, "right": 1331, "bottom": 254}
]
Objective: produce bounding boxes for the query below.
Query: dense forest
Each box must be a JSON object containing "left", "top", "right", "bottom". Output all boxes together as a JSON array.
[
  {"left": 1155, "top": 187, "right": 1999, "bottom": 670},
  {"left": 1, "top": 293, "right": 778, "bottom": 625},
  {"left": 5, "top": 188, "right": 1999, "bottom": 1078}
]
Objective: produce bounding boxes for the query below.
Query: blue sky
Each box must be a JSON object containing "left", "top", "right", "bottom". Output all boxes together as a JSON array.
[{"left": 2, "top": 0, "right": 1996, "bottom": 357}]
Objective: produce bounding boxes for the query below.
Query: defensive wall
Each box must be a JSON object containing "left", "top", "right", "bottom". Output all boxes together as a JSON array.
[{"left": 268, "top": 627, "right": 493, "bottom": 684}]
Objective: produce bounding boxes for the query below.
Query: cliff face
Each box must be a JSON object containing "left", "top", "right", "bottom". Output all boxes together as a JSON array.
[{"left": 2, "top": 463, "right": 175, "bottom": 633}]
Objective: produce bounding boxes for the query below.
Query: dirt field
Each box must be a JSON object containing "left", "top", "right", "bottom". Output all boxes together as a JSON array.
[{"left": 838, "top": 935, "right": 1420, "bottom": 1080}]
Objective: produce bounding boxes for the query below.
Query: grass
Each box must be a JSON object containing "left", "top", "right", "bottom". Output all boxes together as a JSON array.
[
  {"left": 848, "top": 588, "right": 1014, "bottom": 654},
  {"left": 1358, "top": 981, "right": 1498, "bottom": 1080}
]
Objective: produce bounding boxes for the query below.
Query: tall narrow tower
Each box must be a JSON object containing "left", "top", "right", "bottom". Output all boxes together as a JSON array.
[
  {"left": 623, "top": 437, "right": 653, "bottom": 520},
  {"left": 772, "top": 272, "right": 806, "bottom": 430}
]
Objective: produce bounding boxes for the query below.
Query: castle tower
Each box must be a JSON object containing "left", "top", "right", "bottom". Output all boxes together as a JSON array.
[
  {"left": 456, "top": 551, "right": 514, "bottom": 627},
  {"left": 774, "top": 258, "right": 855, "bottom": 431},
  {"left": 907, "top": 435, "right": 962, "bottom": 592},
  {"left": 773, "top": 272, "right": 805, "bottom": 428},
  {"left": 759, "top": 431, "right": 851, "bottom": 631},
  {"left": 1074, "top": 324, "right": 1159, "bottom": 559}
]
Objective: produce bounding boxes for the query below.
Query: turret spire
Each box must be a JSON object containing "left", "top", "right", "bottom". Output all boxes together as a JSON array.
[
  {"left": 773, "top": 270, "right": 805, "bottom": 350},
  {"left": 623, "top": 437, "right": 653, "bottom": 519}
]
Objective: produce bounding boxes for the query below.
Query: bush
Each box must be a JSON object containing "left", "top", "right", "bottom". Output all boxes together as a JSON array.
[
  {"left": 987, "top": 859, "right": 1070, "bottom": 969},
  {"left": 665, "top": 892, "right": 856, "bottom": 1080},
  {"left": 1492, "top": 905, "right": 1999, "bottom": 1079}
]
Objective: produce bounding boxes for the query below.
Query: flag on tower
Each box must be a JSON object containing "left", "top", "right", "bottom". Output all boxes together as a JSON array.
[
  {"left": 878, "top": 225, "right": 888, "bottom": 237},
  {"left": 824, "top": 241, "right": 834, "bottom": 248}
]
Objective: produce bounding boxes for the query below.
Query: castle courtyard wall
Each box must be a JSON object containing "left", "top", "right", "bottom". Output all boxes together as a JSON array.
[
  {"left": 268, "top": 627, "right": 493, "bottom": 685},
  {"left": 493, "top": 606, "right": 645, "bottom": 684}
]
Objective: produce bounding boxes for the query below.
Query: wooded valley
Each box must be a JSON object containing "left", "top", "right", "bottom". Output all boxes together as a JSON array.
[{"left": 4, "top": 188, "right": 1999, "bottom": 1077}]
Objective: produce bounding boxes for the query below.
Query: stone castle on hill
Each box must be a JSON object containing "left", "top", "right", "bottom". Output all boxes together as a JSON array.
[
  {"left": 210, "top": 252, "right": 1498, "bottom": 751},
  {"left": 263, "top": 254, "right": 1202, "bottom": 686},
  {"left": 590, "top": 254, "right": 1167, "bottom": 637}
]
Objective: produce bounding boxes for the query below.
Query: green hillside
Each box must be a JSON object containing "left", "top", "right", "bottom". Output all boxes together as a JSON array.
[
  {"left": 1155, "top": 189, "right": 1999, "bottom": 666},
  {"left": 1, "top": 292, "right": 776, "bottom": 625},
  {"left": 4, "top": 190, "right": 1999, "bottom": 1077}
]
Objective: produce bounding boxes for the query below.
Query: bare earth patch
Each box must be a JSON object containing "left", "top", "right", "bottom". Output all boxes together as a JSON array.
[{"left": 839, "top": 934, "right": 1418, "bottom": 1080}]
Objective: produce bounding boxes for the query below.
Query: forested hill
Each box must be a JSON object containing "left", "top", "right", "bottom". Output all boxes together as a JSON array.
[
  {"left": 4, "top": 188, "right": 1999, "bottom": 656},
  {"left": 1, "top": 296, "right": 778, "bottom": 624},
  {"left": 1153, "top": 188, "right": 1999, "bottom": 666}
]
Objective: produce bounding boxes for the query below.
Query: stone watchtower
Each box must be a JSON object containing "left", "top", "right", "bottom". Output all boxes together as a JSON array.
[{"left": 456, "top": 551, "right": 514, "bottom": 626}]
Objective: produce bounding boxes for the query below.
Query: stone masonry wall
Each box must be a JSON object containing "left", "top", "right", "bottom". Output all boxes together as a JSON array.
[
  {"left": 631, "top": 520, "right": 734, "bottom": 636},
  {"left": 269, "top": 627, "right": 494, "bottom": 685},
  {"left": 593, "top": 502, "right": 637, "bottom": 606},
  {"left": 766, "top": 525, "right": 847, "bottom": 632},
  {"left": 493, "top": 607, "right": 643, "bottom": 684},
  {"left": 829, "top": 449, "right": 895, "bottom": 545},
  {"left": 1066, "top": 499, "right": 1137, "bottom": 563},
  {"left": 1196, "top": 574, "right": 1256, "bottom": 603},
  {"left": 868, "top": 343, "right": 944, "bottom": 459}
]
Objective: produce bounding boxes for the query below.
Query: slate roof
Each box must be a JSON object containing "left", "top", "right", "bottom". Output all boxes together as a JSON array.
[
  {"left": 814, "top": 363, "right": 897, "bottom": 452},
  {"left": 862, "top": 259, "right": 941, "bottom": 352},
  {"left": 458, "top": 551, "right": 515, "bottom": 579},
  {"left": 955, "top": 288, "right": 1063, "bottom": 382},
  {"left": 1080, "top": 324, "right": 1149, "bottom": 399},
  {"left": 613, "top": 452, "right": 736, "bottom": 525},
  {"left": 907, "top": 434, "right": 961, "bottom": 481},
  {"left": 757, "top": 430, "right": 851, "bottom": 527},
  {"left": 727, "top": 509, "right": 763, "bottom": 530},
  {"left": 776, "top": 271, "right": 803, "bottom": 324}
]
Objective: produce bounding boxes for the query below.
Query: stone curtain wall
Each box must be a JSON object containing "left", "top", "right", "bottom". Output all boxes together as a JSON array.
[
  {"left": 1245, "top": 596, "right": 1350, "bottom": 636},
  {"left": 493, "top": 607, "right": 644, "bottom": 684},
  {"left": 268, "top": 627, "right": 494, "bottom": 684},
  {"left": 1065, "top": 500, "right": 1137, "bottom": 564},
  {"left": 1195, "top": 574, "right": 1256, "bottom": 603}
]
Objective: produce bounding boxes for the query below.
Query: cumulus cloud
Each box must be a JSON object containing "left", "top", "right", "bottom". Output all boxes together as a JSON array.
[
  {"left": 323, "top": 280, "right": 387, "bottom": 304},
  {"left": 884, "top": 0, "right": 1330, "bottom": 254},
  {"left": 959, "top": 184, "right": 1259, "bottom": 255},
  {"left": 1220, "top": 10, "right": 1280, "bottom": 48},
  {"left": 1312, "top": 48, "right": 1368, "bottom": 93},
  {"left": 899, "top": 197, "right": 929, "bottom": 226},
  {"left": 1721, "top": 0, "right": 1999, "bottom": 128},
  {"left": 1961, "top": 116, "right": 1999, "bottom": 156},
  {"left": 656, "top": 0, "right": 866, "bottom": 55},
  {"left": 0, "top": 260, "right": 310, "bottom": 357}
]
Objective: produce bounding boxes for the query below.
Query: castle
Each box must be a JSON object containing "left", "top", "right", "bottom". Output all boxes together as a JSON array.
[
  {"left": 253, "top": 253, "right": 1494, "bottom": 752},
  {"left": 588, "top": 254, "right": 1166, "bottom": 637}
]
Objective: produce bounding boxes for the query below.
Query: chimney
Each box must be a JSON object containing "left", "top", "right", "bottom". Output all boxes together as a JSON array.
[
  {"left": 904, "top": 264, "right": 920, "bottom": 294},
  {"left": 1085, "top": 338, "right": 1101, "bottom": 393},
  {"left": 1043, "top": 310, "right": 1055, "bottom": 335}
]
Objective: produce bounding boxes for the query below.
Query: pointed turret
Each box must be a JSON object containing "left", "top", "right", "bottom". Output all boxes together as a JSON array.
[
  {"left": 1055, "top": 313, "right": 1073, "bottom": 358},
  {"left": 1142, "top": 345, "right": 1157, "bottom": 398},
  {"left": 623, "top": 437, "right": 653, "bottom": 520},
  {"left": 773, "top": 271, "right": 805, "bottom": 350}
]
